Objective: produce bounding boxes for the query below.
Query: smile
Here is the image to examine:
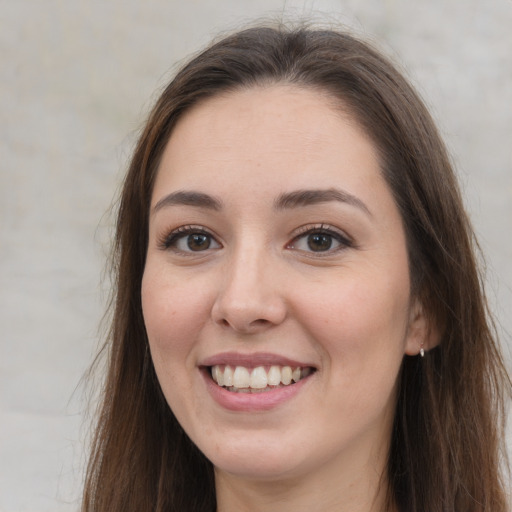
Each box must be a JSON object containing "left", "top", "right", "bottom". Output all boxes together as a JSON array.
[{"left": 210, "top": 365, "right": 314, "bottom": 393}]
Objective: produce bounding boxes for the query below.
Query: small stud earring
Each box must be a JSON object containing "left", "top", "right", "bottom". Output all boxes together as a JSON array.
[{"left": 420, "top": 343, "right": 425, "bottom": 358}]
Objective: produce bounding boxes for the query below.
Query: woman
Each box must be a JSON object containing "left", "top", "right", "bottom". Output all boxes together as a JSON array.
[{"left": 82, "top": 25, "right": 511, "bottom": 512}]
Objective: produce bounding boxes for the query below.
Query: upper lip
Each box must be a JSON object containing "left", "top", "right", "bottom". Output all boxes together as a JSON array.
[{"left": 200, "top": 351, "right": 316, "bottom": 369}]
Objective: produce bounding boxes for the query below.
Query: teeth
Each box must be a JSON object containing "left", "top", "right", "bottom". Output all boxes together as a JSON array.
[
  {"left": 267, "top": 365, "right": 281, "bottom": 386},
  {"left": 233, "top": 366, "right": 251, "bottom": 388},
  {"left": 223, "top": 365, "right": 234, "bottom": 386},
  {"left": 250, "top": 366, "right": 268, "bottom": 389},
  {"left": 213, "top": 365, "right": 224, "bottom": 387},
  {"left": 302, "top": 367, "right": 312, "bottom": 378},
  {"left": 210, "top": 364, "right": 313, "bottom": 392},
  {"left": 281, "top": 366, "right": 292, "bottom": 385}
]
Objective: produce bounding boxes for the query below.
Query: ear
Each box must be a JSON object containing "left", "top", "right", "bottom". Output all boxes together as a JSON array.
[{"left": 404, "top": 298, "right": 440, "bottom": 356}]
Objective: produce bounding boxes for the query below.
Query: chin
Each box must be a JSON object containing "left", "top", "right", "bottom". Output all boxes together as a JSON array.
[{"left": 198, "top": 434, "right": 299, "bottom": 480}]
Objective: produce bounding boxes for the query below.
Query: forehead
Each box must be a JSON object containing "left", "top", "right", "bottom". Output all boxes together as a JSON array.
[{"left": 153, "top": 85, "right": 385, "bottom": 205}]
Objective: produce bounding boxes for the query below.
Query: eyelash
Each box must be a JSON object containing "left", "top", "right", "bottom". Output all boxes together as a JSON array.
[
  {"left": 159, "top": 225, "right": 221, "bottom": 253},
  {"left": 158, "top": 223, "right": 353, "bottom": 255},
  {"left": 287, "top": 224, "right": 353, "bottom": 255}
]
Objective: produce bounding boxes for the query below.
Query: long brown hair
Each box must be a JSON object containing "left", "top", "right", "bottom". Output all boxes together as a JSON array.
[{"left": 82, "top": 24, "right": 511, "bottom": 512}]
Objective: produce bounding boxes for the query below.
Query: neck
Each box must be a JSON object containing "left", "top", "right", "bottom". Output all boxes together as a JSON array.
[{"left": 215, "top": 448, "right": 394, "bottom": 512}]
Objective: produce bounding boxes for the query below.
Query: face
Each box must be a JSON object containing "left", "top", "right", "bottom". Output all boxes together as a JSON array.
[{"left": 141, "top": 85, "right": 423, "bottom": 483}]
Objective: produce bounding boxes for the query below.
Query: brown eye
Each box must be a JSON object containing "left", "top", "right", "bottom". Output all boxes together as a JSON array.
[
  {"left": 307, "top": 233, "right": 333, "bottom": 252},
  {"left": 162, "top": 226, "right": 221, "bottom": 253},
  {"left": 287, "top": 226, "right": 352, "bottom": 255},
  {"left": 187, "top": 233, "right": 211, "bottom": 251}
]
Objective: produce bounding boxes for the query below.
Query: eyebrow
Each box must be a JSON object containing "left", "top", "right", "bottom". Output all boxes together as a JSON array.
[
  {"left": 152, "top": 187, "right": 371, "bottom": 217},
  {"left": 274, "top": 188, "right": 372, "bottom": 216},
  {"left": 152, "top": 190, "right": 222, "bottom": 214}
]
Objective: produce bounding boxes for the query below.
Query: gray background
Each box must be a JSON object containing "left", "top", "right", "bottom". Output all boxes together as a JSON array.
[{"left": 1, "top": 1, "right": 511, "bottom": 510}]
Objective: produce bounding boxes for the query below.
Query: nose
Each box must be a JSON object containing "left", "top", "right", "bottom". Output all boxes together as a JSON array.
[{"left": 211, "top": 246, "right": 287, "bottom": 334}]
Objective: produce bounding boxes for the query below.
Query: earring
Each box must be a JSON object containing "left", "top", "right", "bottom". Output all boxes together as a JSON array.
[{"left": 420, "top": 343, "right": 425, "bottom": 358}]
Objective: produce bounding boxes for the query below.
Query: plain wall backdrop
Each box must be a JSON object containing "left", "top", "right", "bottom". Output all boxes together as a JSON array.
[{"left": 1, "top": 1, "right": 511, "bottom": 510}]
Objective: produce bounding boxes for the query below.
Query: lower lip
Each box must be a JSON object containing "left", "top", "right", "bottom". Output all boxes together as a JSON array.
[{"left": 201, "top": 369, "right": 313, "bottom": 412}]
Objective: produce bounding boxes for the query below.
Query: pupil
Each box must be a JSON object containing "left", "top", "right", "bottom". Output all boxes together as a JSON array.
[
  {"left": 308, "top": 233, "right": 332, "bottom": 251},
  {"left": 188, "top": 234, "right": 210, "bottom": 251}
]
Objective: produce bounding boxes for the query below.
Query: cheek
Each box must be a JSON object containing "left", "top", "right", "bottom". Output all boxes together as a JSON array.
[
  {"left": 141, "top": 265, "right": 216, "bottom": 421},
  {"left": 141, "top": 265, "right": 212, "bottom": 365},
  {"left": 296, "top": 269, "right": 410, "bottom": 377}
]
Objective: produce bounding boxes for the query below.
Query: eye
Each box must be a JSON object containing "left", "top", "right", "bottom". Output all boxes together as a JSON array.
[
  {"left": 161, "top": 226, "right": 221, "bottom": 253},
  {"left": 287, "top": 225, "right": 352, "bottom": 254}
]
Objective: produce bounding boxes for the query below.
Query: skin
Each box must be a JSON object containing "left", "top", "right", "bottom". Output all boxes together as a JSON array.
[{"left": 141, "top": 85, "right": 428, "bottom": 512}]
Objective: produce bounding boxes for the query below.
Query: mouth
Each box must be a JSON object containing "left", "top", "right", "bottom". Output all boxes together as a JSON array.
[{"left": 209, "top": 364, "right": 315, "bottom": 393}]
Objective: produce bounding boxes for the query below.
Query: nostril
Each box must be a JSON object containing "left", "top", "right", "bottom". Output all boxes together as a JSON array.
[
  {"left": 217, "top": 317, "right": 272, "bottom": 332},
  {"left": 251, "top": 319, "right": 270, "bottom": 327}
]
